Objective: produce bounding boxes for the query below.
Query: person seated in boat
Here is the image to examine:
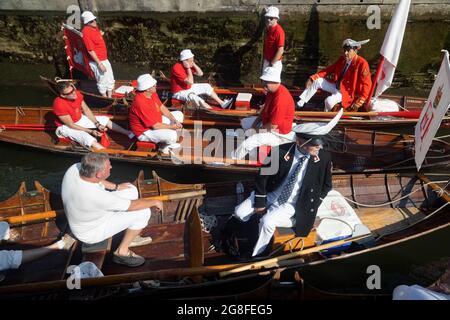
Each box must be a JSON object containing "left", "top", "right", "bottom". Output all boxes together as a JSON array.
[
  {"left": 234, "top": 110, "right": 342, "bottom": 257},
  {"left": 81, "top": 11, "right": 115, "bottom": 98},
  {"left": 170, "top": 49, "right": 232, "bottom": 109},
  {"left": 297, "top": 38, "right": 372, "bottom": 112},
  {"left": 62, "top": 153, "right": 163, "bottom": 267},
  {"left": 53, "top": 81, "right": 134, "bottom": 150},
  {"left": 231, "top": 66, "right": 295, "bottom": 160},
  {"left": 129, "top": 74, "right": 184, "bottom": 154},
  {"left": 263, "top": 6, "right": 285, "bottom": 74},
  {"left": 0, "top": 222, "right": 76, "bottom": 273}
]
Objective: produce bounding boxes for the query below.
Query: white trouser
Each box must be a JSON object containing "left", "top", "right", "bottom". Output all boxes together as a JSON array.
[
  {"left": 235, "top": 192, "right": 295, "bottom": 256},
  {"left": 0, "top": 250, "right": 22, "bottom": 272},
  {"left": 89, "top": 59, "right": 115, "bottom": 95},
  {"left": 262, "top": 59, "right": 283, "bottom": 73},
  {"left": 82, "top": 186, "right": 151, "bottom": 244},
  {"left": 138, "top": 111, "right": 184, "bottom": 145},
  {"left": 234, "top": 130, "right": 295, "bottom": 160},
  {"left": 173, "top": 83, "right": 214, "bottom": 106},
  {"left": 240, "top": 116, "right": 260, "bottom": 130},
  {"left": 55, "top": 115, "right": 110, "bottom": 148},
  {"left": 299, "top": 78, "right": 342, "bottom": 111}
]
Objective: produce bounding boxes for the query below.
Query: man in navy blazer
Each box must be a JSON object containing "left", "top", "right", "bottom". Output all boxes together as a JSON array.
[{"left": 234, "top": 110, "right": 343, "bottom": 257}]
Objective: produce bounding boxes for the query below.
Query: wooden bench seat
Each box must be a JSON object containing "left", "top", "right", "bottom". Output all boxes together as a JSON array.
[
  {"left": 81, "top": 237, "right": 112, "bottom": 270},
  {"left": 272, "top": 227, "right": 317, "bottom": 253}
]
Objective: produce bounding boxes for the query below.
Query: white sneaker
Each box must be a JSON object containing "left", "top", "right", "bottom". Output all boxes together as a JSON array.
[
  {"left": 297, "top": 99, "right": 305, "bottom": 108},
  {"left": 221, "top": 99, "right": 233, "bottom": 109}
]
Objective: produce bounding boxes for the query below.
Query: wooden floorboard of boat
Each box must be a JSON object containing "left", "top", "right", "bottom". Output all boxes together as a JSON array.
[{"left": 356, "top": 207, "right": 426, "bottom": 235}]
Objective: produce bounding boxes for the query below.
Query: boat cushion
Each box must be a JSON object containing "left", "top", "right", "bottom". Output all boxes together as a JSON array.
[{"left": 136, "top": 141, "right": 157, "bottom": 151}]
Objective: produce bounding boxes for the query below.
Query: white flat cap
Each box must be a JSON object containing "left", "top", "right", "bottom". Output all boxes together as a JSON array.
[
  {"left": 137, "top": 73, "right": 157, "bottom": 91},
  {"left": 342, "top": 38, "right": 370, "bottom": 50},
  {"left": 265, "top": 6, "right": 280, "bottom": 19},
  {"left": 179, "top": 49, "right": 194, "bottom": 61},
  {"left": 0, "top": 221, "right": 10, "bottom": 240},
  {"left": 293, "top": 109, "right": 343, "bottom": 144},
  {"left": 260, "top": 66, "right": 281, "bottom": 83},
  {"left": 81, "top": 11, "right": 97, "bottom": 24}
]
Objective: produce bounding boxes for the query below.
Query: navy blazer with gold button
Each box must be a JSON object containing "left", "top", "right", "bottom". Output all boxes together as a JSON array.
[{"left": 254, "top": 143, "right": 332, "bottom": 237}]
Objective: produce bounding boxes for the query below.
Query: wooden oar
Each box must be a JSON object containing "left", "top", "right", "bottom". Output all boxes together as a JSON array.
[
  {"left": 0, "top": 190, "right": 206, "bottom": 225},
  {"left": 219, "top": 233, "right": 372, "bottom": 278},
  {"left": 417, "top": 173, "right": 450, "bottom": 203}
]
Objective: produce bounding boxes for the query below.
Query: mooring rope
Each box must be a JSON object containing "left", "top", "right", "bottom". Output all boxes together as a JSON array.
[{"left": 329, "top": 180, "right": 449, "bottom": 208}]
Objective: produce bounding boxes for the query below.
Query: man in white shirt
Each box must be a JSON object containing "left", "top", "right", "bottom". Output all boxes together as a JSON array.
[{"left": 61, "top": 152, "right": 163, "bottom": 267}]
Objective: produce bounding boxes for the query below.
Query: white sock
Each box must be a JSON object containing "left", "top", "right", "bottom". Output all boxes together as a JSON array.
[{"left": 57, "top": 239, "right": 65, "bottom": 250}]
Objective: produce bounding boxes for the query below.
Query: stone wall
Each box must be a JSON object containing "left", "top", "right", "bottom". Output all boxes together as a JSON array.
[{"left": 1, "top": 1, "right": 449, "bottom": 90}]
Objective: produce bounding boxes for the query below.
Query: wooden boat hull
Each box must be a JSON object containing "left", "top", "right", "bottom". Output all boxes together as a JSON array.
[
  {"left": 0, "top": 171, "right": 449, "bottom": 299},
  {"left": 1, "top": 106, "right": 449, "bottom": 175},
  {"left": 40, "top": 76, "right": 449, "bottom": 130}
]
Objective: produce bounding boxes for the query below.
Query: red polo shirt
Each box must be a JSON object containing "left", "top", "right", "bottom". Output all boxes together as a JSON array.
[
  {"left": 129, "top": 92, "right": 163, "bottom": 137},
  {"left": 82, "top": 25, "right": 108, "bottom": 61},
  {"left": 263, "top": 24, "right": 285, "bottom": 62},
  {"left": 52, "top": 91, "right": 84, "bottom": 126},
  {"left": 261, "top": 84, "right": 294, "bottom": 134},
  {"left": 170, "top": 62, "right": 196, "bottom": 93}
]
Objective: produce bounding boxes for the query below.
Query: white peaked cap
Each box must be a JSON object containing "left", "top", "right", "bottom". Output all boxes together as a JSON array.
[
  {"left": 260, "top": 66, "right": 281, "bottom": 83},
  {"left": 81, "top": 11, "right": 97, "bottom": 24},
  {"left": 137, "top": 73, "right": 157, "bottom": 91},
  {"left": 0, "top": 221, "right": 10, "bottom": 240},
  {"left": 179, "top": 49, "right": 194, "bottom": 61},
  {"left": 265, "top": 6, "right": 280, "bottom": 19},
  {"left": 342, "top": 38, "right": 370, "bottom": 50},
  {"left": 293, "top": 108, "right": 343, "bottom": 136}
]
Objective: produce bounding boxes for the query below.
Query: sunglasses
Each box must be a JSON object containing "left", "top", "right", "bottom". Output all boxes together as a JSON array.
[
  {"left": 62, "top": 86, "right": 76, "bottom": 96},
  {"left": 266, "top": 17, "right": 277, "bottom": 21}
]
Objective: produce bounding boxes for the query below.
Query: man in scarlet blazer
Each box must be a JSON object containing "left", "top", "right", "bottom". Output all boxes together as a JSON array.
[
  {"left": 234, "top": 110, "right": 343, "bottom": 257},
  {"left": 297, "top": 39, "right": 372, "bottom": 112}
]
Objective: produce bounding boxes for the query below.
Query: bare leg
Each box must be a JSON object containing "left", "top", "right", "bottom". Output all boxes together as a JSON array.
[
  {"left": 106, "top": 120, "right": 133, "bottom": 137},
  {"left": 107, "top": 90, "right": 113, "bottom": 98},
  {"left": 208, "top": 91, "right": 225, "bottom": 106},
  {"left": 116, "top": 228, "right": 142, "bottom": 256},
  {"left": 21, "top": 242, "right": 61, "bottom": 264}
]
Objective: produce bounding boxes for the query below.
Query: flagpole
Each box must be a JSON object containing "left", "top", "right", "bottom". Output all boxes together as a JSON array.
[{"left": 364, "top": 55, "right": 385, "bottom": 110}]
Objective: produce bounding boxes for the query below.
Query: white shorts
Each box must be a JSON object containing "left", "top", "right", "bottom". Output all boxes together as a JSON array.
[
  {"left": 80, "top": 186, "right": 151, "bottom": 244},
  {"left": 0, "top": 250, "right": 22, "bottom": 272},
  {"left": 262, "top": 59, "right": 283, "bottom": 73},
  {"left": 172, "top": 83, "right": 214, "bottom": 106},
  {"left": 89, "top": 59, "right": 115, "bottom": 95},
  {"left": 55, "top": 115, "right": 110, "bottom": 148},
  {"left": 138, "top": 111, "right": 184, "bottom": 145}
]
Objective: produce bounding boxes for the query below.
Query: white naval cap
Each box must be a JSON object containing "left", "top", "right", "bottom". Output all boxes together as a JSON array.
[
  {"left": 136, "top": 73, "right": 157, "bottom": 91},
  {"left": 179, "top": 49, "right": 195, "bottom": 61},
  {"left": 81, "top": 11, "right": 97, "bottom": 24},
  {"left": 293, "top": 109, "right": 343, "bottom": 145},
  {"left": 0, "top": 221, "right": 10, "bottom": 240},
  {"left": 260, "top": 66, "right": 281, "bottom": 83},
  {"left": 342, "top": 38, "right": 370, "bottom": 50},
  {"left": 265, "top": 6, "right": 280, "bottom": 19}
]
